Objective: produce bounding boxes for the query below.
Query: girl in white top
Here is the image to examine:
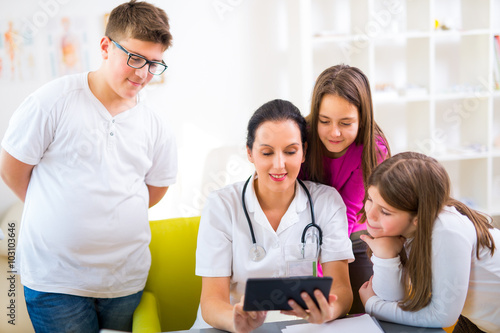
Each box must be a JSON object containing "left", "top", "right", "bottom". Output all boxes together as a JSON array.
[
  {"left": 358, "top": 152, "right": 500, "bottom": 332},
  {"left": 194, "top": 99, "right": 354, "bottom": 333}
]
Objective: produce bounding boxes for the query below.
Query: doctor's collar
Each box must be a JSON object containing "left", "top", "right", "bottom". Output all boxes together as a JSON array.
[{"left": 244, "top": 173, "right": 309, "bottom": 215}]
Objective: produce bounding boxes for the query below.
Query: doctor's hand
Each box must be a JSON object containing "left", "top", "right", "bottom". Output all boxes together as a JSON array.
[
  {"left": 233, "top": 296, "right": 267, "bottom": 333},
  {"left": 359, "top": 276, "right": 376, "bottom": 307},
  {"left": 360, "top": 234, "right": 405, "bottom": 259},
  {"left": 280, "top": 290, "right": 338, "bottom": 324}
]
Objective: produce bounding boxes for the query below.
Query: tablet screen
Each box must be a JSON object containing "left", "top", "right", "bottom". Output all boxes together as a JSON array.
[{"left": 243, "top": 276, "right": 332, "bottom": 311}]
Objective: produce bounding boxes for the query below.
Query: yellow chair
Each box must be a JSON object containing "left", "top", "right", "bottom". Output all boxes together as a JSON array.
[
  {"left": 0, "top": 202, "right": 35, "bottom": 333},
  {"left": 443, "top": 323, "right": 456, "bottom": 333},
  {"left": 132, "top": 216, "right": 202, "bottom": 333}
]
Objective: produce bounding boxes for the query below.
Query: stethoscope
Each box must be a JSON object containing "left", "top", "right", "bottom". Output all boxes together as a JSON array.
[{"left": 242, "top": 175, "right": 323, "bottom": 262}]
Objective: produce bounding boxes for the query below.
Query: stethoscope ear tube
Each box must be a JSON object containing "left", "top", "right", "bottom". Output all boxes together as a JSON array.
[
  {"left": 297, "top": 179, "right": 323, "bottom": 246},
  {"left": 242, "top": 175, "right": 257, "bottom": 245}
]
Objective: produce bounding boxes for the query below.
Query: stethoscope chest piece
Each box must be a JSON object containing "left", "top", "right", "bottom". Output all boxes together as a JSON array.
[{"left": 249, "top": 244, "right": 266, "bottom": 262}]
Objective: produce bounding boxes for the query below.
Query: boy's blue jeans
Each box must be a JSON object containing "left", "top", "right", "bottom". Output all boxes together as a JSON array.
[{"left": 24, "top": 286, "right": 143, "bottom": 333}]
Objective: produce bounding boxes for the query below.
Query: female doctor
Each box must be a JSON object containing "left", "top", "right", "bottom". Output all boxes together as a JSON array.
[{"left": 193, "top": 99, "right": 354, "bottom": 333}]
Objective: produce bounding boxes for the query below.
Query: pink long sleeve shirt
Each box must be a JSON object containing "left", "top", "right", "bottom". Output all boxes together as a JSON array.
[
  {"left": 322, "top": 140, "right": 388, "bottom": 235},
  {"left": 301, "top": 140, "right": 388, "bottom": 237}
]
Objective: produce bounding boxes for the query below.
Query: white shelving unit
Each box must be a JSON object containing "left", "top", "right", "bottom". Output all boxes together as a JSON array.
[{"left": 294, "top": 0, "right": 500, "bottom": 216}]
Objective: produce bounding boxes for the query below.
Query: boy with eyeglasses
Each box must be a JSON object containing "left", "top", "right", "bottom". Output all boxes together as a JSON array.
[{"left": 0, "top": 1, "right": 176, "bottom": 332}]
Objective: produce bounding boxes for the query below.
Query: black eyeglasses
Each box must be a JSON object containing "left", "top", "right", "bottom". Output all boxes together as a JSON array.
[{"left": 110, "top": 38, "right": 167, "bottom": 75}]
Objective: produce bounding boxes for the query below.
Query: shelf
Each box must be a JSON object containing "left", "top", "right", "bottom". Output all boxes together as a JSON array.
[
  {"left": 435, "top": 99, "right": 489, "bottom": 158},
  {"left": 434, "top": 91, "right": 491, "bottom": 100},
  {"left": 312, "top": 34, "right": 356, "bottom": 43},
  {"left": 493, "top": 99, "right": 500, "bottom": 151},
  {"left": 369, "top": 32, "right": 431, "bottom": 40},
  {"left": 434, "top": 152, "right": 490, "bottom": 162},
  {"left": 490, "top": 210, "right": 500, "bottom": 217},
  {"left": 493, "top": 0, "right": 500, "bottom": 32},
  {"left": 492, "top": 157, "right": 500, "bottom": 213},
  {"left": 375, "top": 101, "right": 431, "bottom": 154},
  {"left": 312, "top": 31, "right": 431, "bottom": 43},
  {"left": 373, "top": 37, "right": 430, "bottom": 99},
  {"left": 434, "top": 0, "right": 490, "bottom": 31},
  {"left": 312, "top": 42, "right": 370, "bottom": 80},
  {"left": 299, "top": 0, "right": 500, "bottom": 216},
  {"left": 311, "top": 0, "right": 370, "bottom": 38},
  {"left": 373, "top": 91, "right": 495, "bottom": 103},
  {"left": 440, "top": 158, "right": 489, "bottom": 210},
  {"left": 433, "top": 29, "right": 490, "bottom": 37},
  {"left": 434, "top": 34, "right": 490, "bottom": 94},
  {"left": 406, "top": 0, "right": 431, "bottom": 32},
  {"left": 373, "top": 93, "right": 430, "bottom": 103}
]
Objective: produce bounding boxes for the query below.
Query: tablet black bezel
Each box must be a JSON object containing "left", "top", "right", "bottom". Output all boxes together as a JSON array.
[{"left": 243, "top": 276, "right": 333, "bottom": 311}]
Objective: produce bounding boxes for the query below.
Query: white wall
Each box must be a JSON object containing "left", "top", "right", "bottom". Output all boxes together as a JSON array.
[{"left": 0, "top": 0, "right": 308, "bottom": 220}]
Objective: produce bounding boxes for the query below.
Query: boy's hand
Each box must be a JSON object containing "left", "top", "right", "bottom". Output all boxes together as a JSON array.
[{"left": 360, "top": 234, "right": 405, "bottom": 259}]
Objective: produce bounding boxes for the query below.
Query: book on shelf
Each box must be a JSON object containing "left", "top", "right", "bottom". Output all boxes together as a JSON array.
[{"left": 494, "top": 35, "right": 500, "bottom": 91}]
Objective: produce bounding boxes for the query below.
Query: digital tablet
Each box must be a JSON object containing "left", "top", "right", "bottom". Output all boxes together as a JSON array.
[{"left": 243, "top": 276, "right": 332, "bottom": 311}]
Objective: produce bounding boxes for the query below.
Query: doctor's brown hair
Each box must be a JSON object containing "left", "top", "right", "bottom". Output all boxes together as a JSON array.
[
  {"left": 105, "top": 0, "right": 172, "bottom": 50},
  {"left": 304, "top": 64, "right": 390, "bottom": 187},
  {"left": 246, "top": 99, "right": 307, "bottom": 150},
  {"left": 362, "top": 152, "right": 496, "bottom": 311}
]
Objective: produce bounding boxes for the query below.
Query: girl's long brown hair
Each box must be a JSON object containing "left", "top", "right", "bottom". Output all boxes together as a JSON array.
[
  {"left": 304, "top": 64, "right": 390, "bottom": 186},
  {"left": 362, "top": 152, "right": 496, "bottom": 311}
]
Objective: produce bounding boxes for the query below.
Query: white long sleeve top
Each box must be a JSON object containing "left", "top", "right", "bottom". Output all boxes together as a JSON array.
[{"left": 365, "top": 206, "right": 500, "bottom": 332}]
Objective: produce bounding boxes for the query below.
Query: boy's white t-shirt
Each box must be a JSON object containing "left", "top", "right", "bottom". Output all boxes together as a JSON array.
[{"left": 1, "top": 72, "right": 177, "bottom": 298}]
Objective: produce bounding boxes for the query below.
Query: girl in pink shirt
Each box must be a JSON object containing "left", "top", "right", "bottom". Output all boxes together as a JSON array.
[{"left": 301, "top": 64, "right": 390, "bottom": 314}]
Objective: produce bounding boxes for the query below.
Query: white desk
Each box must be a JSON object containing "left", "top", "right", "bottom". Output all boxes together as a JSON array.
[{"left": 167, "top": 318, "right": 446, "bottom": 333}]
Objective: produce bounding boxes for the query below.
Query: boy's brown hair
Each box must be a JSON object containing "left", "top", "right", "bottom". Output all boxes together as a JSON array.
[{"left": 105, "top": 0, "right": 172, "bottom": 50}]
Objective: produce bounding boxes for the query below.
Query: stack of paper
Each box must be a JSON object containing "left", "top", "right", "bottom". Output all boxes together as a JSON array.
[{"left": 281, "top": 314, "right": 383, "bottom": 333}]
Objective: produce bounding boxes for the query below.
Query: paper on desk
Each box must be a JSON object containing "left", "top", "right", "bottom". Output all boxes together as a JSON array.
[{"left": 281, "top": 314, "right": 383, "bottom": 333}]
